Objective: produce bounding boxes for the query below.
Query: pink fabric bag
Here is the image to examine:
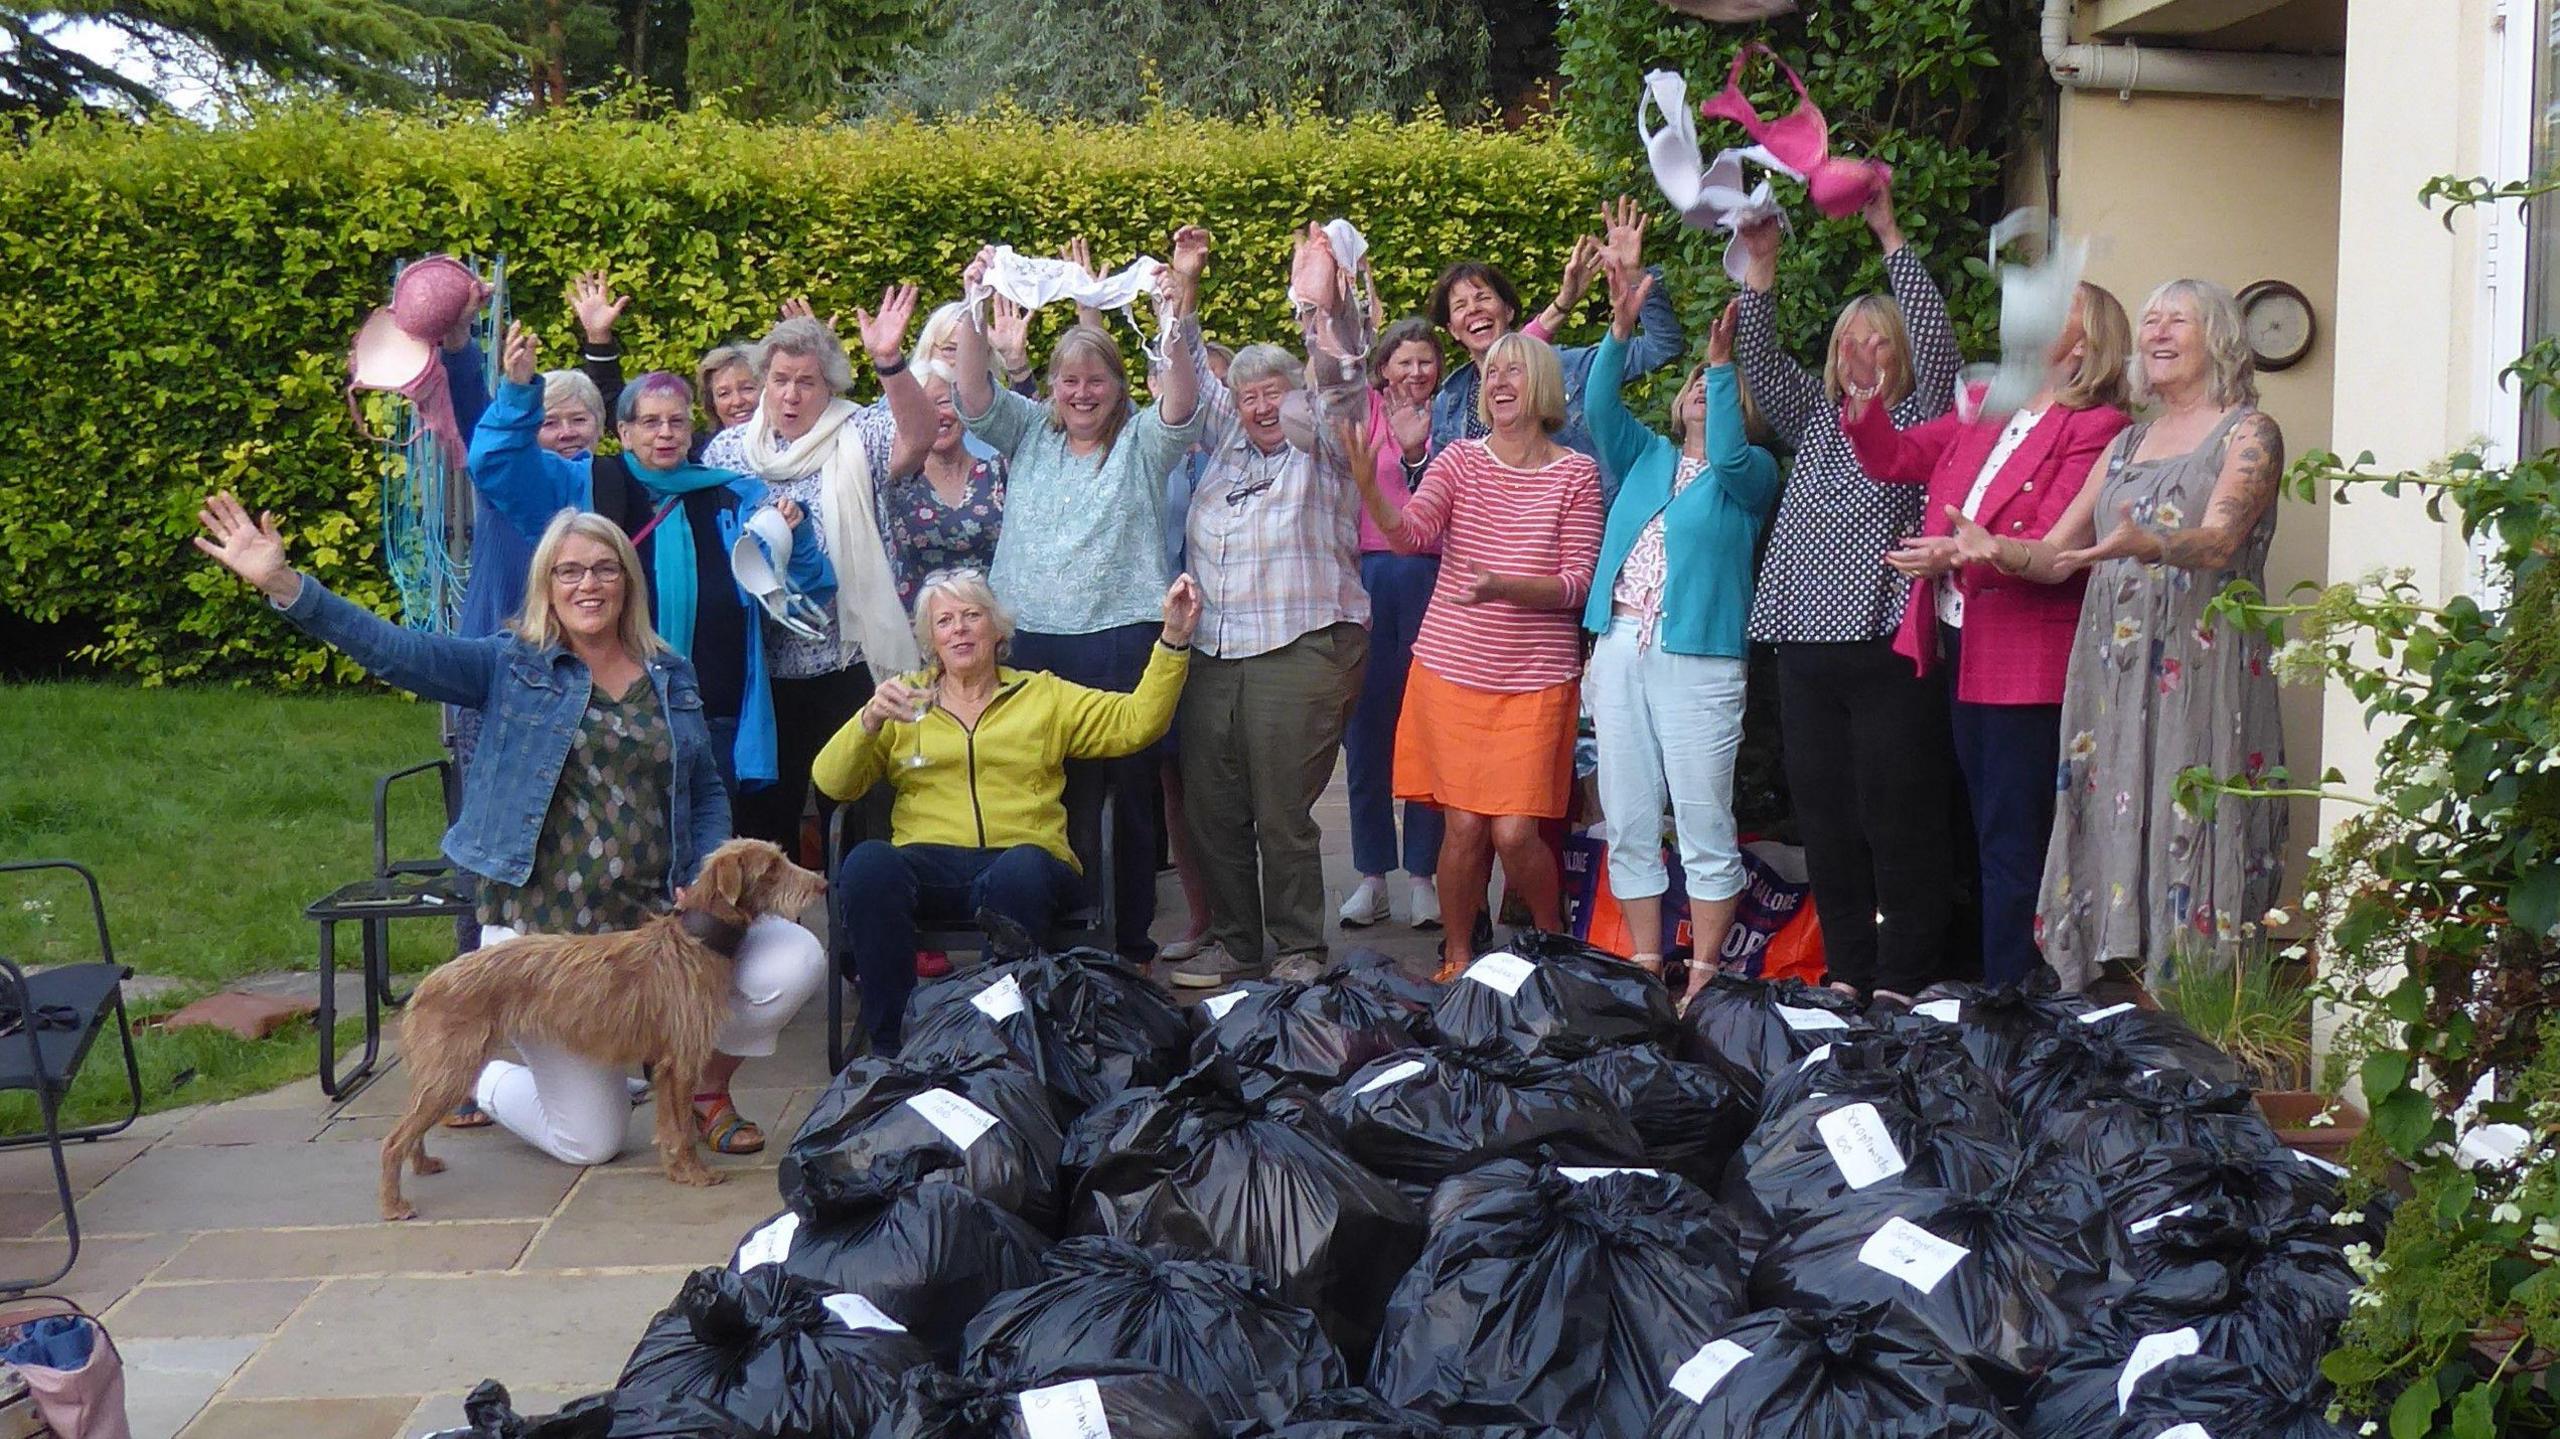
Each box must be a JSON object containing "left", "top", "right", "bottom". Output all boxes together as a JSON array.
[{"left": 0, "top": 1297, "right": 129, "bottom": 1439}]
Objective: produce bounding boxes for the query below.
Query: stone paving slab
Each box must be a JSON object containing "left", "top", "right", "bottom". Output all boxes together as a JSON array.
[
  {"left": 156, "top": 1222, "right": 539, "bottom": 1281},
  {"left": 518, "top": 1166, "right": 785, "bottom": 1272},
  {"left": 223, "top": 1272, "right": 684, "bottom": 1400},
  {"left": 123, "top": 1336, "right": 263, "bottom": 1439},
  {"left": 64, "top": 1134, "right": 580, "bottom": 1233},
  {"left": 179, "top": 1395, "right": 419, "bottom": 1439},
  {"left": 595, "top": 1086, "right": 810, "bottom": 1173},
  {"left": 105, "top": 1278, "right": 319, "bottom": 1338},
  {"left": 0, "top": 1230, "right": 186, "bottom": 1312},
  {"left": 402, "top": 1386, "right": 589, "bottom": 1438}
]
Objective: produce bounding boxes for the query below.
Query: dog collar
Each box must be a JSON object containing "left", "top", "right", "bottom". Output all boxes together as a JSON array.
[{"left": 677, "top": 909, "right": 749, "bottom": 957}]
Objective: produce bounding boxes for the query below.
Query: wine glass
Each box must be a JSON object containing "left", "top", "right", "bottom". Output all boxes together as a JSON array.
[{"left": 898, "top": 679, "right": 939, "bottom": 770}]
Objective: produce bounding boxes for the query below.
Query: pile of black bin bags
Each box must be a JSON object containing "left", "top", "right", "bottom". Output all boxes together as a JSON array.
[{"left": 429, "top": 935, "right": 2386, "bottom": 1439}]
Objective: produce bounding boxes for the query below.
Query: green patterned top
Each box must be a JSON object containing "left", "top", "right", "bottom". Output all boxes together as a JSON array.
[{"left": 476, "top": 679, "right": 674, "bottom": 935}]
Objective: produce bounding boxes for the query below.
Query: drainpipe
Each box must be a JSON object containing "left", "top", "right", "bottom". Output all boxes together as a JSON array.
[{"left": 2041, "top": 0, "right": 2343, "bottom": 100}]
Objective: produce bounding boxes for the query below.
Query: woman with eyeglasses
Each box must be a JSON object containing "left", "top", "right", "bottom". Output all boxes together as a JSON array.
[{"left": 194, "top": 499, "right": 827, "bottom": 1163}]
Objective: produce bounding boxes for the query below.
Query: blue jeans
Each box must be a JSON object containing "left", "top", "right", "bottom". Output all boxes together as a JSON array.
[
  {"left": 834, "top": 841, "right": 1085, "bottom": 1054},
  {"left": 1344, "top": 552, "right": 1444, "bottom": 878},
  {"left": 1010, "top": 623, "right": 1163, "bottom": 959},
  {"left": 1940, "top": 625, "right": 2062, "bottom": 987}
]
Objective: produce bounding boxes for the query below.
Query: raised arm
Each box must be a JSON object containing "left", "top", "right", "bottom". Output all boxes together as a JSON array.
[
  {"left": 1342, "top": 419, "right": 1456, "bottom": 553},
  {"left": 1841, "top": 393, "right": 1962, "bottom": 485},
  {"left": 1702, "top": 305, "right": 1781, "bottom": 514},
  {"left": 1582, "top": 268, "right": 1661, "bottom": 483},
  {"left": 2062, "top": 412, "right": 2284, "bottom": 573},
  {"left": 1732, "top": 217, "right": 1823, "bottom": 447},
  {"left": 1869, "top": 187, "right": 1959, "bottom": 420},
  {"left": 1148, "top": 226, "right": 1210, "bottom": 430},
  {"left": 1059, "top": 579, "right": 1200, "bottom": 759},
  {"left": 466, "top": 323, "right": 593, "bottom": 540},
  {"left": 570, "top": 270, "right": 631, "bottom": 421},
  {"left": 1524, "top": 233, "right": 1602, "bottom": 343},
  {"left": 854, "top": 285, "right": 935, "bottom": 479},
  {"left": 193, "top": 491, "right": 499, "bottom": 708}
]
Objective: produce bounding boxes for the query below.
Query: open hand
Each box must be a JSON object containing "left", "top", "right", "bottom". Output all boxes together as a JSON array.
[
  {"left": 778, "top": 296, "right": 835, "bottom": 329},
  {"left": 1707, "top": 299, "right": 1739, "bottom": 367},
  {"left": 988, "top": 296, "right": 1032, "bottom": 373},
  {"left": 1169, "top": 226, "right": 1213, "bottom": 284},
  {"left": 1387, "top": 399, "right": 1431, "bottom": 461},
  {"left": 1556, "top": 235, "right": 1604, "bottom": 310},
  {"left": 853, "top": 284, "right": 919, "bottom": 367},
  {"left": 1605, "top": 264, "right": 1656, "bottom": 343},
  {"left": 193, "top": 490, "right": 299, "bottom": 604},
  {"left": 1060, "top": 236, "right": 1095, "bottom": 277},
  {"left": 2058, "top": 501, "right": 2162, "bottom": 571},
  {"left": 1160, "top": 574, "right": 1204, "bottom": 647},
  {"left": 1600, "top": 196, "right": 1648, "bottom": 275},
  {"left": 1944, "top": 505, "right": 2006, "bottom": 569},
  {"left": 569, "top": 270, "right": 630, "bottom": 345},
  {"left": 500, "top": 321, "right": 538, "bottom": 386}
]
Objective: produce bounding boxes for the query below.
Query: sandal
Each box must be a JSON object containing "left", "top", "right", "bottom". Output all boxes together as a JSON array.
[
  {"left": 442, "top": 1099, "right": 493, "bottom": 1129},
  {"left": 693, "top": 1094, "right": 765, "bottom": 1155},
  {"left": 1431, "top": 955, "right": 1471, "bottom": 985}
]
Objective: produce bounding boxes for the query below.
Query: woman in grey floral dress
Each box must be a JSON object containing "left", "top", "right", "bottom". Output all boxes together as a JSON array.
[{"left": 1947, "top": 279, "right": 2288, "bottom": 989}]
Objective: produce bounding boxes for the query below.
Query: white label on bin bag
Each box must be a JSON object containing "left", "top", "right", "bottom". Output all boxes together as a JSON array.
[
  {"left": 2150, "top": 1426, "right": 2214, "bottom": 1439},
  {"left": 1857, "top": 1217, "right": 1969, "bottom": 1294},
  {"left": 1913, "top": 998, "right": 1963, "bottom": 1023},
  {"left": 2293, "top": 1149, "right": 2350, "bottom": 1178},
  {"left": 1776, "top": 1004, "right": 1851, "bottom": 1033},
  {"left": 1816, "top": 1102, "right": 1907, "bottom": 1190},
  {"left": 972, "top": 973, "right": 1026, "bottom": 1021},
  {"left": 1355, "top": 1059, "right": 1430, "bottom": 1096},
  {"left": 1558, "top": 1166, "right": 1661, "bottom": 1184},
  {"left": 1797, "top": 1044, "right": 1835, "bottom": 1073},
  {"left": 2078, "top": 1002, "right": 2136, "bottom": 1025},
  {"left": 821, "top": 1292, "right": 907, "bottom": 1333},
  {"left": 2117, "top": 1327, "right": 2201, "bottom": 1413},
  {"left": 906, "top": 1088, "right": 1001, "bottom": 1151},
  {"left": 1018, "top": 1378, "right": 1114, "bottom": 1439},
  {"left": 2127, "top": 1204, "right": 2194, "bottom": 1237},
  {"left": 1668, "top": 1338, "right": 1755, "bottom": 1404},
  {"left": 734, "top": 1211, "right": 800, "bottom": 1271},
  {"left": 1465, "top": 952, "right": 1536, "bottom": 996},
  {"left": 1202, "top": 990, "right": 1249, "bottom": 1020}
]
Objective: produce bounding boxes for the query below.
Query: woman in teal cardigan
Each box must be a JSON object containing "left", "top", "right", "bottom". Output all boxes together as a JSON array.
[{"left": 1582, "top": 266, "right": 1780, "bottom": 1008}]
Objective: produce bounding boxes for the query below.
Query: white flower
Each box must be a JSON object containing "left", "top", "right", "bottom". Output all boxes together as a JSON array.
[
  {"left": 2532, "top": 1219, "right": 2560, "bottom": 1258},
  {"left": 2306, "top": 1109, "right": 2336, "bottom": 1127},
  {"left": 2330, "top": 1209, "right": 2367, "bottom": 1227},
  {"left": 2348, "top": 1286, "right": 2384, "bottom": 1310},
  {"left": 2493, "top": 1202, "right": 2525, "bottom": 1224},
  {"left": 2263, "top": 907, "right": 2293, "bottom": 927},
  {"left": 2361, "top": 1424, "right": 2379, "bottom": 1438},
  {"left": 2270, "top": 638, "right": 2326, "bottom": 686}
]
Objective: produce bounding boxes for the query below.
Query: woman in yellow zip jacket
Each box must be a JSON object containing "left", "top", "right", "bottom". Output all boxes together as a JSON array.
[{"left": 816, "top": 569, "right": 1200, "bottom": 1055}]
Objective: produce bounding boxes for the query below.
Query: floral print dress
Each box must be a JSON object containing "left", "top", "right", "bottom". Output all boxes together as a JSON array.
[
  {"left": 2037, "top": 408, "right": 2287, "bottom": 988},
  {"left": 475, "top": 679, "right": 673, "bottom": 936},
  {"left": 881, "top": 457, "right": 1006, "bottom": 609}
]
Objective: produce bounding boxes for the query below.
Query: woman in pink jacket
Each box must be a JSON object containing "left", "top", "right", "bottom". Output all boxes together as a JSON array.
[{"left": 1845, "top": 281, "right": 2132, "bottom": 987}]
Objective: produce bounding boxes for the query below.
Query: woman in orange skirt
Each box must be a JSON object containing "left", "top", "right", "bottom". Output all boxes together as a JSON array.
[{"left": 1343, "top": 331, "right": 1605, "bottom": 980}]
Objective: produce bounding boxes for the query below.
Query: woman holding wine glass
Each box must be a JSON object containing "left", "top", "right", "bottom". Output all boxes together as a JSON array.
[{"left": 813, "top": 568, "right": 1201, "bottom": 1056}]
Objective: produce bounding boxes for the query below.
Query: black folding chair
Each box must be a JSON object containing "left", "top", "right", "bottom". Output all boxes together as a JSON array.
[
  {"left": 820, "top": 783, "right": 1117, "bottom": 1074},
  {"left": 304, "top": 758, "right": 473, "bottom": 1099},
  {"left": 0, "top": 861, "right": 141, "bottom": 1294}
]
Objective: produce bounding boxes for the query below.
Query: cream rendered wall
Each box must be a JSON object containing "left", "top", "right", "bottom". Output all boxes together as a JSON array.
[{"left": 2054, "top": 88, "right": 2342, "bottom": 899}]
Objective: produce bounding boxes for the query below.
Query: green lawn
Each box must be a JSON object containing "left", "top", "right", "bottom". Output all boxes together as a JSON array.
[{"left": 0, "top": 681, "right": 452, "bottom": 1122}]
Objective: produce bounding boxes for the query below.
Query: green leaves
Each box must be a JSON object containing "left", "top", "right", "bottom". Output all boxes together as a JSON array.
[{"left": 2372, "top": 1084, "right": 2436, "bottom": 1159}]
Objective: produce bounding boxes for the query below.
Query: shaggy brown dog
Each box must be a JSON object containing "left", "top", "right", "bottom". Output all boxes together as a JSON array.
[{"left": 379, "top": 839, "right": 827, "bottom": 1220}]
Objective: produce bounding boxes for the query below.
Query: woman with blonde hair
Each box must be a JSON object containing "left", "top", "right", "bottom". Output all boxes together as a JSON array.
[
  {"left": 695, "top": 344, "right": 758, "bottom": 442},
  {"left": 195, "top": 500, "right": 824, "bottom": 1161},
  {"left": 946, "top": 230, "right": 1205, "bottom": 961},
  {"left": 1853, "top": 281, "right": 2134, "bottom": 986},
  {"left": 1732, "top": 179, "right": 1963, "bottom": 1007},
  {"left": 1946, "top": 278, "right": 2288, "bottom": 989},
  {"left": 1348, "top": 329, "right": 1605, "bottom": 982}
]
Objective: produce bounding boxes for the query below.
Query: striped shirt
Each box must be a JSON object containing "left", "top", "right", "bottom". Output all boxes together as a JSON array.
[{"left": 1396, "top": 440, "right": 1605, "bottom": 692}]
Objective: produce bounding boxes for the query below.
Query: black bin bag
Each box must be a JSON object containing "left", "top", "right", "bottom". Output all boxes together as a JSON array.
[
  {"left": 2035, "top": 1070, "right": 2283, "bottom": 1176},
  {"left": 2105, "top": 1358, "right": 2359, "bottom": 1439},
  {"left": 2027, "top": 1288, "right": 2341, "bottom": 1438},
  {"left": 1673, "top": 973, "right": 1871, "bottom": 1106},
  {"left": 1902, "top": 972, "right": 2098, "bottom": 1092},
  {"left": 1754, "top": 1025, "right": 2011, "bottom": 1135},
  {"left": 1233, "top": 1388, "right": 1570, "bottom": 1439},
  {"left": 888, "top": 1362, "right": 1220, "bottom": 1439},
  {"left": 1427, "top": 931, "right": 1676, "bottom": 1058},
  {"left": 780, "top": 1051, "right": 1065, "bottom": 1233},
  {"left": 1370, "top": 1161, "right": 1748, "bottom": 1439},
  {"left": 961, "top": 1236, "right": 1345, "bottom": 1428},
  {"left": 1059, "top": 1059, "right": 1424, "bottom": 1365},
  {"left": 731, "top": 1154, "right": 1048, "bottom": 1362},
  {"left": 1747, "top": 1152, "right": 2121, "bottom": 1395},
  {"left": 1643, "top": 1304, "right": 2020, "bottom": 1439},
  {"left": 1319, "top": 1046, "right": 1644, "bottom": 1190},
  {"left": 425, "top": 1380, "right": 762, "bottom": 1439},
  {"left": 2071, "top": 1000, "right": 2246, "bottom": 1086},
  {"left": 899, "top": 940, "right": 1194, "bottom": 1115},
  {"left": 1721, "top": 1079, "right": 2020, "bottom": 1261},
  {"left": 2104, "top": 1133, "right": 2354, "bottom": 1235},
  {"left": 617, "top": 1266, "right": 931, "bottom": 1439},
  {"left": 1333, "top": 946, "right": 1448, "bottom": 1026},
  {"left": 1562, "top": 1045, "right": 1753, "bottom": 1189},
  {"left": 1188, "top": 970, "right": 1427, "bottom": 1096}
]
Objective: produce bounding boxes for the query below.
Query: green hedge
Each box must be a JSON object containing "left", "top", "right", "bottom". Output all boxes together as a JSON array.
[{"left": 0, "top": 98, "right": 2001, "bottom": 687}]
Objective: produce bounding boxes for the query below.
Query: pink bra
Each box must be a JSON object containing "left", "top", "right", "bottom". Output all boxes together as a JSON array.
[{"left": 1696, "top": 43, "right": 1892, "bottom": 219}]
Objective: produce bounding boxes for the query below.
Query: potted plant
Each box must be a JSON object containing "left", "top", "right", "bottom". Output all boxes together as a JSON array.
[{"left": 2148, "top": 944, "right": 2364, "bottom": 1160}]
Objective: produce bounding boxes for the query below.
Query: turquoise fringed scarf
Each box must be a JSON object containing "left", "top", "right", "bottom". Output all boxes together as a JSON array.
[{"left": 625, "top": 459, "right": 739, "bottom": 655}]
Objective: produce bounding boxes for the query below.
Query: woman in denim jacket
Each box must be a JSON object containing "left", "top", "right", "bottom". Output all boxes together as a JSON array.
[{"left": 194, "top": 496, "right": 825, "bottom": 1165}]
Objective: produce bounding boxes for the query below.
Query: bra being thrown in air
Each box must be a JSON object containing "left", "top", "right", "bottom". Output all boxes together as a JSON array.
[{"left": 1695, "top": 43, "right": 1892, "bottom": 220}]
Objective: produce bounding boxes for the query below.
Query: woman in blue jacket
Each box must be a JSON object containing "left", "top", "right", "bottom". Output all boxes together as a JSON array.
[
  {"left": 1583, "top": 269, "right": 1780, "bottom": 1009},
  {"left": 469, "top": 323, "right": 832, "bottom": 801},
  {"left": 194, "top": 497, "right": 824, "bottom": 1162}
]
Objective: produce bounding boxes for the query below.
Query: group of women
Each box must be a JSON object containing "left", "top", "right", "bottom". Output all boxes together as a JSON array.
[{"left": 193, "top": 176, "right": 2293, "bottom": 1172}]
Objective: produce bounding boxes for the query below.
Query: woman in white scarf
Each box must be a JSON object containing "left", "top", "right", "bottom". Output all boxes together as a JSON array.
[{"left": 701, "top": 290, "right": 935, "bottom": 855}]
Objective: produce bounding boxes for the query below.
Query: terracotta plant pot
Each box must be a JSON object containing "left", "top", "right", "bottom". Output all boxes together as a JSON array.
[{"left": 2255, "top": 1088, "right": 2364, "bottom": 1165}]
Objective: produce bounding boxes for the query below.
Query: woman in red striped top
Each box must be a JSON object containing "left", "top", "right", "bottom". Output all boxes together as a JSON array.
[{"left": 1347, "top": 331, "right": 1606, "bottom": 980}]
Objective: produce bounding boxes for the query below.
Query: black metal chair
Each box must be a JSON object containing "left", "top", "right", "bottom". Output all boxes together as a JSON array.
[
  {"left": 0, "top": 861, "right": 141, "bottom": 1294},
  {"left": 820, "top": 782, "right": 1117, "bottom": 1073},
  {"left": 304, "top": 758, "right": 472, "bottom": 1099}
]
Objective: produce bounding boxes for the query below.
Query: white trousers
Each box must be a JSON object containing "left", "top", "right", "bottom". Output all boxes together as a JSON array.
[
  {"left": 1587, "top": 620, "right": 1751, "bottom": 907},
  {"left": 470, "top": 917, "right": 826, "bottom": 1166}
]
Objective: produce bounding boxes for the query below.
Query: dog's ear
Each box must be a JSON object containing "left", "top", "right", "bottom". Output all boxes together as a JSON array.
[{"left": 692, "top": 842, "right": 756, "bottom": 921}]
